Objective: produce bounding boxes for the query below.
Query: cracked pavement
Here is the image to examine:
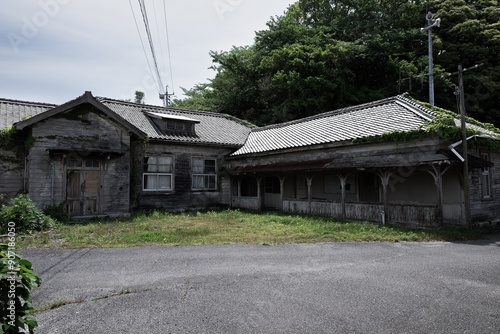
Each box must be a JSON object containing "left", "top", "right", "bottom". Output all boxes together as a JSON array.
[{"left": 21, "top": 235, "right": 500, "bottom": 333}]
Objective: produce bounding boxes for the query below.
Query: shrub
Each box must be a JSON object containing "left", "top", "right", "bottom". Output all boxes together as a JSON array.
[
  {"left": 0, "top": 195, "right": 53, "bottom": 234},
  {"left": 43, "top": 202, "right": 70, "bottom": 224},
  {"left": 0, "top": 244, "right": 41, "bottom": 333}
]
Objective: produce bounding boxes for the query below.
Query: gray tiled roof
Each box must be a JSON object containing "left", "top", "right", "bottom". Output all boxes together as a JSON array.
[
  {"left": 231, "top": 96, "right": 438, "bottom": 156},
  {"left": 1, "top": 94, "right": 253, "bottom": 147},
  {"left": 97, "top": 98, "right": 253, "bottom": 147},
  {"left": 0, "top": 98, "right": 56, "bottom": 130}
]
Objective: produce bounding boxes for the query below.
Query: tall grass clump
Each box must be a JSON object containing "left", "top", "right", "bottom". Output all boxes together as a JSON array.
[{"left": 0, "top": 195, "right": 53, "bottom": 234}]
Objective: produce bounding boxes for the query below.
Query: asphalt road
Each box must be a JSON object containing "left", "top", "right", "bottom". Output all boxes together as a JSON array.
[{"left": 21, "top": 236, "right": 500, "bottom": 334}]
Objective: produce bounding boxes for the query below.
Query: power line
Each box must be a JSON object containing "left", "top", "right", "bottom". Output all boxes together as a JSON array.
[
  {"left": 138, "top": 0, "right": 164, "bottom": 94},
  {"left": 163, "top": 0, "right": 175, "bottom": 96},
  {"left": 129, "top": 0, "right": 175, "bottom": 105},
  {"left": 151, "top": 0, "right": 167, "bottom": 76},
  {"left": 128, "top": 0, "right": 160, "bottom": 94},
  {"left": 138, "top": 0, "right": 164, "bottom": 92}
]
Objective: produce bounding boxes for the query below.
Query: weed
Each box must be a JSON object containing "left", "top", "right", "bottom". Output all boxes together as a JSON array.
[{"left": 16, "top": 210, "right": 483, "bottom": 249}]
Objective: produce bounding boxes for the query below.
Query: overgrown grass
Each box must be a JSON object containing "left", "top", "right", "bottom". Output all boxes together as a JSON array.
[{"left": 14, "top": 209, "right": 483, "bottom": 249}]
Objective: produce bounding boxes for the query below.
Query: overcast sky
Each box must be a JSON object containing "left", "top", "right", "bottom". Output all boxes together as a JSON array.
[{"left": 2, "top": 0, "right": 296, "bottom": 106}]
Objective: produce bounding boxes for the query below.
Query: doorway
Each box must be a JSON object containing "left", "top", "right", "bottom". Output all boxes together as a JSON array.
[
  {"left": 67, "top": 157, "right": 101, "bottom": 216},
  {"left": 263, "top": 176, "right": 281, "bottom": 210}
]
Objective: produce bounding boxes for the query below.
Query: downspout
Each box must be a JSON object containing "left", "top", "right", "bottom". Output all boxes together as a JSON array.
[{"left": 448, "top": 135, "right": 500, "bottom": 162}]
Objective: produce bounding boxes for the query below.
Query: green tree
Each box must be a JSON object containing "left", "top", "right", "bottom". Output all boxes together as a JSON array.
[
  {"left": 175, "top": 0, "right": 500, "bottom": 126},
  {"left": 134, "top": 91, "right": 145, "bottom": 104},
  {"left": 432, "top": 0, "right": 500, "bottom": 125}
]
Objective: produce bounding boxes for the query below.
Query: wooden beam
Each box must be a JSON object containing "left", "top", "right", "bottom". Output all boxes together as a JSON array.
[
  {"left": 306, "top": 174, "right": 313, "bottom": 214},
  {"left": 377, "top": 170, "right": 393, "bottom": 225}
]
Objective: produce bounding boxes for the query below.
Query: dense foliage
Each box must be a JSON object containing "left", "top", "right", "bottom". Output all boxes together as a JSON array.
[
  {"left": 0, "top": 195, "right": 53, "bottom": 234},
  {"left": 173, "top": 0, "right": 500, "bottom": 127},
  {"left": 0, "top": 244, "right": 41, "bottom": 333}
]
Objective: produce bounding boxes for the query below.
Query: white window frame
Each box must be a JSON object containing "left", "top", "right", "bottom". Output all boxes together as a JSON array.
[
  {"left": 143, "top": 156, "right": 174, "bottom": 192},
  {"left": 192, "top": 157, "right": 217, "bottom": 190},
  {"left": 481, "top": 153, "right": 491, "bottom": 199}
]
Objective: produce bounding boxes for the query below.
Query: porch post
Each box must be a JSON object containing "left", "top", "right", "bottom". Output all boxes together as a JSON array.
[
  {"left": 256, "top": 176, "right": 262, "bottom": 211},
  {"left": 378, "top": 170, "right": 392, "bottom": 225},
  {"left": 337, "top": 173, "right": 347, "bottom": 220},
  {"left": 306, "top": 174, "right": 313, "bottom": 214},
  {"left": 237, "top": 177, "right": 242, "bottom": 207},
  {"left": 279, "top": 176, "right": 285, "bottom": 212},
  {"left": 428, "top": 163, "right": 451, "bottom": 226}
]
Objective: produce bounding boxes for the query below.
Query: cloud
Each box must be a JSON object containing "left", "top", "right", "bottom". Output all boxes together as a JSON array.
[{"left": 2, "top": 0, "right": 295, "bottom": 106}]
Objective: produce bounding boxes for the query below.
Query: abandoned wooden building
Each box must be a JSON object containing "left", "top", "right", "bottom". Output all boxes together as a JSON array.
[{"left": 1, "top": 92, "right": 499, "bottom": 226}]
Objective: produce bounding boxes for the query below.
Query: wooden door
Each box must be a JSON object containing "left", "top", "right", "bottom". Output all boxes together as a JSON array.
[{"left": 67, "top": 170, "right": 100, "bottom": 216}]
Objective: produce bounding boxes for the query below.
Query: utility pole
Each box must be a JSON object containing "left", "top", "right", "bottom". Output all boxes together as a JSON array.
[
  {"left": 159, "top": 86, "right": 174, "bottom": 107},
  {"left": 458, "top": 65, "right": 471, "bottom": 229},
  {"left": 421, "top": 12, "right": 441, "bottom": 107},
  {"left": 443, "top": 63, "right": 483, "bottom": 228}
]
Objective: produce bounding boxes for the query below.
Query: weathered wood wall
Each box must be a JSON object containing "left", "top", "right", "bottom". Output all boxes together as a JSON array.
[
  {"left": 282, "top": 199, "right": 437, "bottom": 225},
  {"left": 27, "top": 106, "right": 131, "bottom": 215},
  {"left": 0, "top": 147, "right": 24, "bottom": 205},
  {"left": 130, "top": 141, "right": 234, "bottom": 212},
  {"left": 470, "top": 150, "right": 500, "bottom": 222}
]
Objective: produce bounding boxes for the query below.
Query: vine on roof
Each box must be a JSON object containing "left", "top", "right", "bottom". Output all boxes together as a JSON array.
[{"left": 353, "top": 95, "right": 500, "bottom": 152}]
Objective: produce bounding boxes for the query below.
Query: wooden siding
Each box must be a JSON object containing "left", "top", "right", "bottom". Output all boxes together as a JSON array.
[
  {"left": 282, "top": 199, "right": 438, "bottom": 225},
  {"left": 27, "top": 108, "right": 131, "bottom": 215},
  {"left": 387, "top": 203, "right": 437, "bottom": 226},
  {"left": 0, "top": 147, "right": 24, "bottom": 205},
  {"left": 131, "top": 142, "right": 234, "bottom": 211},
  {"left": 470, "top": 151, "right": 500, "bottom": 222},
  {"left": 232, "top": 197, "right": 260, "bottom": 211}
]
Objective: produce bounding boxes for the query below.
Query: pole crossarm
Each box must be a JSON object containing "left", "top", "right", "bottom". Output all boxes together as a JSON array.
[{"left": 442, "top": 63, "right": 484, "bottom": 78}]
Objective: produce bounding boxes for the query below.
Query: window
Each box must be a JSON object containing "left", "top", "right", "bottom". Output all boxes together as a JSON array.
[
  {"left": 192, "top": 157, "right": 217, "bottom": 190},
  {"left": 67, "top": 157, "right": 100, "bottom": 169},
  {"left": 481, "top": 153, "right": 491, "bottom": 198},
  {"left": 143, "top": 156, "right": 174, "bottom": 191},
  {"left": 241, "top": 177, "right": 258, "bottom": 197},
  {"left": 264, "top": 177, "right": 280, "bottom": 194},
  {"left": 166, "top": 120, "right": 193, "bottom": 133}
]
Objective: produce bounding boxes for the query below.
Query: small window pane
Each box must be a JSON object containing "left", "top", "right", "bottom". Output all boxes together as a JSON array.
[
  {"left": 158, "top": 157, "right": 172, "bottom": 172},
  {"left": 167, "top": 121, "right": 176, "bottom": 130},
  {"left": 205, "top": 160, "right": 216, "bottom": 173},
  {"left": 192, "top": 158, "right": 204, "bottom": 174},
  {"left": 158, "top": 175, "right": 172, "bottom": 190},
  {"left": 144, "top": 175, "right": 158, "bottom": 190},
  {"left": 193, "top": 175, "right": 204, "bottom": 189},
  {"left": 207, "top": 175, "right": 216, "bottom": 189}
]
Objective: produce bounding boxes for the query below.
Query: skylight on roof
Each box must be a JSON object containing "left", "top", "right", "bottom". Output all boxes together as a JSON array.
[{"left": 143, "top": 111, "right": 200, "bottom": 123}]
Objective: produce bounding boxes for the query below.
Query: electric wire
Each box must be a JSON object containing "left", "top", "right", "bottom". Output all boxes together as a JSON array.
[
  {"left": 163, "top": 0, "right": 175, "bottom": 96},
  {"left": 129, "top": 0, "right": 175, "bottom": 103},
  {"left": 128, "top": 0, "right": 160, "bottom": 94},
  {"left": 138, "top": 0, "right": 164, "bottom": 94}
]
